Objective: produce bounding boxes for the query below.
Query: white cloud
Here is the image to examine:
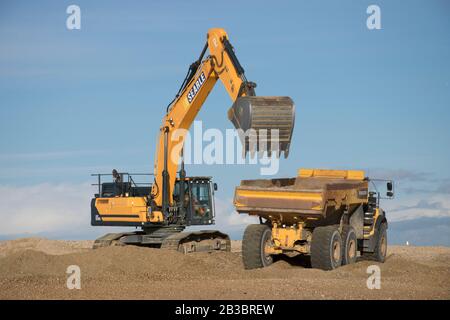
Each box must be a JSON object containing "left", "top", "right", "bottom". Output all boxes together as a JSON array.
[
  {"left": 0, "top": 183, "right": 258, "bottom": 240},
  {"left": 0, "top": 183, "right": 92, "bottom": 235},
  {"left": 213, "top": 197, "right": 258, "bottom": 226},
  {"left": 383, "top": 194, "right": 450, "bottom": 222},
  {"left": 3, "top": 181, "right": 447, "bottom": 240}
]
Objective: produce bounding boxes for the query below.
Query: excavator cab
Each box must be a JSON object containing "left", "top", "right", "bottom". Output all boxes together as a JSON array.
[{"left": 173, "top": 177, "right": 216, "bottom": 226}]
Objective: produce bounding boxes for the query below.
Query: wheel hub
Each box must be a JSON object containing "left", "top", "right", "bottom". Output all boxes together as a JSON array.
[{"left": 333, "top": 241, "right": 341, "bottom": 262}]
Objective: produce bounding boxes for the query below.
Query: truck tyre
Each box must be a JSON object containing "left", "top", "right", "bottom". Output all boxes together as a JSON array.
[
  {"left": 364, "top": 222, "right": 387, "bottom": 262},
  {"left": 242, "top": 224, "right": 274, "bottom": 269},
  {"left": 341, "top": 225, "right": 357, "bottom": 265},
  {"left": 311, "top": 225, "right": 342, "bottom": 270}
]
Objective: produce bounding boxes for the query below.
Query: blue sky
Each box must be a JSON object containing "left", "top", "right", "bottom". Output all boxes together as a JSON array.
[{"left": 0, "top": 0, "right": 449, "bottom": 243}]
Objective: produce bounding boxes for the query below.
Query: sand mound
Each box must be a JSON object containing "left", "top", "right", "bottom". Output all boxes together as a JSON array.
[
  {"left": 0, "top": 238, "right": 449, "bottom": 299},
  {"left": 0, "top": 238, "right": 93, "bottom": 258}
]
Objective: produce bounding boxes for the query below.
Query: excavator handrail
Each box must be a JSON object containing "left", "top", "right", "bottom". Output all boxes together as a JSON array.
[{"left": 91, "top": 172, "right": 153, "bottom": 196}]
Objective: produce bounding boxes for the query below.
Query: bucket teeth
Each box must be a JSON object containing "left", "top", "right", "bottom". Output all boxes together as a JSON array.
[{"left": 228, "top": 96, "right": 295, "bottom": 158}]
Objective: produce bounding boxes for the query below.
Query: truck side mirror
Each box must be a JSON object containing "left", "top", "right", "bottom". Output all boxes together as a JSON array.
[
  {"left": 386, "top": 181, "right": 394, "bottom": 197},
  {"left": 387, "top": 181, "right": 393, "bottom": 191},
  {"left": 214, "top": 183, "right": 218, "bottom": 191}
]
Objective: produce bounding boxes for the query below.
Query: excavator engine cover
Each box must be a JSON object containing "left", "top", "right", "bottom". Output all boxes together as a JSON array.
[{"left": 228, "top": 96, "right": 295, "bottom": 157}]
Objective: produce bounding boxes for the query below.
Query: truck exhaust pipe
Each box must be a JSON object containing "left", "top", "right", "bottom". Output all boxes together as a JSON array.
[{"left": 228, "top": 96, "right": 295, "bottom": 158}]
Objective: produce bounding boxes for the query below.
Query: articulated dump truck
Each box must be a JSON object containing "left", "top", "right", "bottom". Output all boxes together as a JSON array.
[{"left": 234, "top": 168, "right": 394, "bottom": 270}]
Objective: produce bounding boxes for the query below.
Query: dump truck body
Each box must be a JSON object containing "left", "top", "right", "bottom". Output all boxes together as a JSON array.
[
  {"left": 234, "top": 169, "right": 368, "bottom": 225},
  {"left": 234, "top": 170, "right": 368, "bottom": 224}
]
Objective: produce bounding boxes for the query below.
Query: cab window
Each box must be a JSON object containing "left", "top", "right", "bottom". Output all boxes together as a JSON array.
[{"left": 191, "top": 182, "right": 211, "bottom": 218}]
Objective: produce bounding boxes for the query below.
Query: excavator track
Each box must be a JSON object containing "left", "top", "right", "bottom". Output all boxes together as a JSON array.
[
  {"left": 93, "top": 230, "right": 231, "bottom": 253},
  {"left": 161, "top": 230, "right": 231, "bottom": 253},
  {"left": 92, "top": 232, "right": 141, "bottom": 249}
]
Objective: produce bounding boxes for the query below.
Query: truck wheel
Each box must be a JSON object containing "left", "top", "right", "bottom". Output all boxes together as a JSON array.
[
  {"left": 341, "top": 225, "right": 357, "bottom": 265},
  {"left": 242, "top": 224, "right": 274, "bottom": 269},
  {"left": 364, "top": 222, "right": 387, "bottom": 262},
  {"left": 311, "top": 225, "right": 342, "bottom": 270}
]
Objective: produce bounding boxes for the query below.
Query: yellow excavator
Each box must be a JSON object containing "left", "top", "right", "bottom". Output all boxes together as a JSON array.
[{"left": 91, "top": 28, "right": 295, "bottom": 252}]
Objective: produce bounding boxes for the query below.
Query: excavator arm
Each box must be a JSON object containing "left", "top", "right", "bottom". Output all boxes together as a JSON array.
[
  {"left": 150, "top": 28, "right": 295, "bottom": 219},
  {"left": 91, "top": 28, "right": 295, "bottom": 252}
]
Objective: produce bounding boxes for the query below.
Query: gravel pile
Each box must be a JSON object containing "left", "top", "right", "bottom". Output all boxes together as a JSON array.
[{"left": 0, "top": 238, "right": 449, "bottom": 299}]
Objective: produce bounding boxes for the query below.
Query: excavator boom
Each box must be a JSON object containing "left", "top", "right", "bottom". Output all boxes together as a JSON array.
[
  {"left": 151, "top": 28, "right": 295, "bottom": 213},
  {"left": 91, "top": 28, "right": 295, "bottom": 253}
]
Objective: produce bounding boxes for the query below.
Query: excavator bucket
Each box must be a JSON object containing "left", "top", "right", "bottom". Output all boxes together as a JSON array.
[{"left": 228, "top": 96, "right": 295, "bottom": 157}]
